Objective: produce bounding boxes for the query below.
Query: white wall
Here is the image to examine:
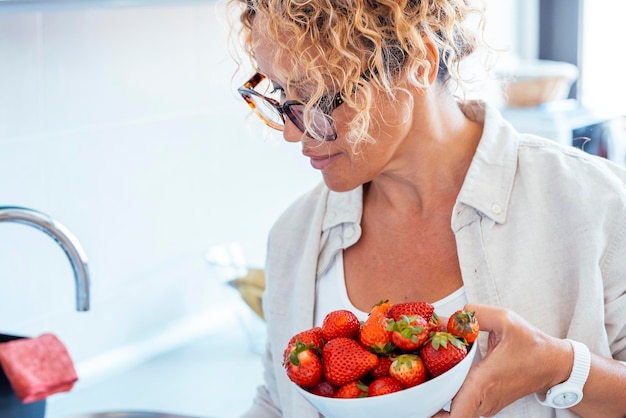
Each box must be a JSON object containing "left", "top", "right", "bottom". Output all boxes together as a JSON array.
[
  {"left": 484, "top": 0, "right": 538, "bottom": 61},
  {"left": 0, "top": 0, "right": 320, "bottom": 380},
  {"left": 444, "top": 0, "right": 538, "bottom": 106}
]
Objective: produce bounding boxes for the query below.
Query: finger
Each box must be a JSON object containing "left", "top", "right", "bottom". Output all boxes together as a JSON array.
[
  {"left": 446, "top": 368, "right": 485, "bottom": 417},
  {"left": 464, "top": 303, "right": 510, "bottom": 333}
]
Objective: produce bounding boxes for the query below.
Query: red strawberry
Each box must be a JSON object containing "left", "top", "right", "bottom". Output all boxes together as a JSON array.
[
  {"left": 360, "top": 310, "right": 394, "bottom": 354},
  {"left": 308, "top": 380, "right": 336, "bottom": 398},
  {"left": 420, "top": 332, "right": 468, "bottom": 378},
  {"left": 286, "top": 327, "right": 324, "bottom": 347},
  {"left": 321, "top": 309, "right": 361, "bottom": 341},
  {"left": 388, "top": 314, "right": 429, "bottom": 351},
  {"left": 368, "top": 376, "right": 403, "bottom": 397},
  {"left": 322, "top": 337, "right": 378, "bottom": 387},
  {"left": 283, "top": 327, "right": 324, "bottom": 363},
  {"left": 389, "top": 353, "right": 427, "bottom": 388},
  {"left": 284, "top": 340, "right": 323, "bottom": 388},
  {"left": 447, "top": 309, "right": 480, "bottom": 344},
  {"left": 387, "top": 301, "right": 435, "bottom": 322},
  {"left": 334, "top": 381, "right": 368, "bottom": 398},
  {"left": 369, "top": 355, "right": 393, "bottom": 379}
]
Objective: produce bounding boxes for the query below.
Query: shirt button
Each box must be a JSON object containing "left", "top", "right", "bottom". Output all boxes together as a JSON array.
[
  {"left": 327, "top": 212, "right": 336, "bottom": 221},
  {"left": 344, "top": 226, "right": 356, "bottom": 238},
  {"left": 491, "top": 204, "right": 502, "bottom": 215}
]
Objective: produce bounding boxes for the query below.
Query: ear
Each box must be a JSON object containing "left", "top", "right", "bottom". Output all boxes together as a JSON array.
[{"left": 423, "top": 38, "right": 440, "bottom": 85}]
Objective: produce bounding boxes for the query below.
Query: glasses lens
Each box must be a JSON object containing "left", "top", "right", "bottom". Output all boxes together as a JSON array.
[
  {"left": 242, "top": 75, "right": 286, "bottom": 128},
  {"left": 286, "top": 104, "right": 337, "bottom": 141},
  {"left": 245, "top": 93, "right": 285, "bottom": 128}
]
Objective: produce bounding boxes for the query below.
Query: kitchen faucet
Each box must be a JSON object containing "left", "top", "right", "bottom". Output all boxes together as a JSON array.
[{"left": 0, "top": 206, "right": 90, "bottom": 311}]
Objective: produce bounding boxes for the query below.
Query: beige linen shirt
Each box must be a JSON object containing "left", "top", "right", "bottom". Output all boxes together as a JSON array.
[{"left": 241, "top": 102, "right": 626, "bottom": 418}]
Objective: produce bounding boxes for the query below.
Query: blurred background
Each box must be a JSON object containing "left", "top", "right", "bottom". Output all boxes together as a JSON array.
[{"left": 0, "top": 0, "right": 624, "bottom": 417}]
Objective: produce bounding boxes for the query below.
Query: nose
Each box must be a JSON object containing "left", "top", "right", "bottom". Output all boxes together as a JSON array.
[{"left": 282, "top": 119, "right": 306, "bottom": 143}]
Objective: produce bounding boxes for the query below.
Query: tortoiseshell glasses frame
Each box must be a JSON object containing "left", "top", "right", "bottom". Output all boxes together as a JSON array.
[{"left": 238, "top": 72, "right": 344, "bottom": 141}]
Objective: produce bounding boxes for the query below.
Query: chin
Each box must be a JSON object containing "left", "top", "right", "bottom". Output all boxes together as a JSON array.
[{"left": 322, "top": 175, "right": 362, "bottom": 193}]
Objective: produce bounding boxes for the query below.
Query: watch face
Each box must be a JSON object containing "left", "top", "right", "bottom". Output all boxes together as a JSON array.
[{"left": 554, "top": 392, "right": 580, "bottom": 407}]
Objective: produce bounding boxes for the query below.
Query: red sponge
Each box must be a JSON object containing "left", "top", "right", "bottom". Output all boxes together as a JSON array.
[{"left": 0, "top": 333, "right": 78, "bottom": 403}]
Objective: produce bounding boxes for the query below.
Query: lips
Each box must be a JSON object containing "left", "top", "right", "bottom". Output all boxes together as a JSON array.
[{"left": 305, "top": 152, "right": 340, "bottom": 170}]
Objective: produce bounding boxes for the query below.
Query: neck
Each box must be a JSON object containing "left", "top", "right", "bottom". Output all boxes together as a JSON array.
[{"left": 366, "top": 92, "right": 483, "bottom": 216}]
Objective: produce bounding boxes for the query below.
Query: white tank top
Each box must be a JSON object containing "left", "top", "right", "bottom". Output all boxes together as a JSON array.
[{"left": 314, "top": 251, "right": 468, "bottom": 327}]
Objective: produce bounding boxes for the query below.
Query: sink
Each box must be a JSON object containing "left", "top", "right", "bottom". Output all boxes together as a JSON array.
[{"left": 64, "top": 412, "right": 208, "bottom": 418}]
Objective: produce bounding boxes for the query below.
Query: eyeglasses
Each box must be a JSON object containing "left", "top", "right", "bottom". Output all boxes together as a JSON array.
[{"left": 238, "top": 72, "right": 344, "bottom": 141}]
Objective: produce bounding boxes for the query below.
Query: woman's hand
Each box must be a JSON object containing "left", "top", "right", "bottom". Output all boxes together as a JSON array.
[{"left": 433, "top": 304, "right": 573, "bottom": 418}]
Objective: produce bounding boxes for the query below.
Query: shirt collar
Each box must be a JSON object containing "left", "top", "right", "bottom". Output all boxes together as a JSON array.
[
  {"left": 455, "top": 101, "right": 519, "bottom": 225},
  {"left": 316, "top": 186, "right": 363, "bottom": 277},
  {"left": 322, "top": 186, "right": 363, "bottom": 231}
]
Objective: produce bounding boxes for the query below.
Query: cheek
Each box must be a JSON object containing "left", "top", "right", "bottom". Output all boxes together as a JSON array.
[
  {"left": 377, "top": 96, "right": 412, "bottom": 132},
  {"left": 332, "top": 90, "right": 413, "bottom": 154},
  {"left": 366, "top": 107, "right": 411, "bottom": 146},
  {"left": 363, "top": 89, "right": 414, "bottom": 142}
]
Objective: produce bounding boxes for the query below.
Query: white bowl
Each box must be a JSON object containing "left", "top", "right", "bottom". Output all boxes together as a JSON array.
[{"left": 295, "top": 343, "right": 478, "bottom": 418}]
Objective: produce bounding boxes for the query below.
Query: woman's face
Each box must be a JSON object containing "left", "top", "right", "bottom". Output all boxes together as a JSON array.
[{"left": 252, "top": 20, "right": 416, "bottom": 193}]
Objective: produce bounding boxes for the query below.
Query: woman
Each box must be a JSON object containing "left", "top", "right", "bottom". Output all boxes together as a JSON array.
[{"left": 230, "top": 0, "right": 626, "bottom": 417}]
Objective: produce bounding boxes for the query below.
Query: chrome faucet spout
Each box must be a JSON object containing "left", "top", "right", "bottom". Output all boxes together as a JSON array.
[{"left": 0, "top": 206, "right": 90, "bottom": 311}]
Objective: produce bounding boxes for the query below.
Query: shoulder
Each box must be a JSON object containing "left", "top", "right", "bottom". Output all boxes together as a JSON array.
[
  {"left": 517, "top": 133, "right": 626, "bottom": 192},
  {"left": 463, "top": 102, "right": 626, "bottom": 223},
  {"left": 478, "top": 100, "right": 626, "bottom": 192}
]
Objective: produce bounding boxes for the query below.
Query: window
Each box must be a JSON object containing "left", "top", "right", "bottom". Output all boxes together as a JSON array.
[{"left": 579, "top": 1, "right": 626, "bottom": 114}]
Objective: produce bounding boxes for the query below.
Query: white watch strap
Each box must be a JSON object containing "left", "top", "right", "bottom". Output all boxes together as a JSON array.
[
  {"left": 535, "top": 339, "right": 591, "bottom": 407},
  {"left": 567, "top": 339, "right": 591, "bottom": 388}
]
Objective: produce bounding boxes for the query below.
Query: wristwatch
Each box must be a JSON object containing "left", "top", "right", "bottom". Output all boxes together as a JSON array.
[{"left": 535, "top": 339, "right": 591, "bottom": 409}]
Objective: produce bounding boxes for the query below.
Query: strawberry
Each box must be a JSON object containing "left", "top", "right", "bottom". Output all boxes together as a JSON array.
[
  {"left": 322, "top": 337, "right": 378, "bottom": 387},
  {"left": 387, "top": 301, "right": 435, "bottom": 322},
  {"left": 308, "top": 380, "right": 336, "bottom": 398},
  {"left": 321, "top": 309, "right": 361, "bottom": 341},
  {"left": 447, "top": 309, "right": 480, "bottom": 344},
  {"left": 369, "top": 355, "right": 393, "bottom": 379},
  {"left": 360, "top": 310, "right": 394, "bottom": 354},
  {"left": 369, "top": 300, "right": 394, "bottom": 316},
  {"left": 387, "top": 314, "right": 429, "bottom": 351},
  {"left": 389, "top": 353, "right": 427, "bottom": 388},
  {"left": 283, "top": 327, "right": 324, "bottom": 363},
  {"left": 284, "top": 339, "right": 323, "bottom": 388},
  {"left": 368, "top": 376, "right": 404, "bottom": 397},
  {"left": 420, "top": 332, "right": 468, "bottom": 378},
  {"left": 428, "top": 311, "right": 446, "bottom": 332},
  {"left": 286, "top": 327, "right": 324, "bottom": 348},
  {"left": 334, "top": 381, "right": 368, "bottom": 398}
]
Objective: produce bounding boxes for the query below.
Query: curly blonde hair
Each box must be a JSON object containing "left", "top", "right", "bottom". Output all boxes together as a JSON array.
[{"left": 230, "top": 0, "right": 486, "bottom": 148}]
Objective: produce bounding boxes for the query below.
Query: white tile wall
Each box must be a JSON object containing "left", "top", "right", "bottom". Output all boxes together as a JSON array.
[{"left": 0, "top": 0, "right": 320, "bottom": 385}]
